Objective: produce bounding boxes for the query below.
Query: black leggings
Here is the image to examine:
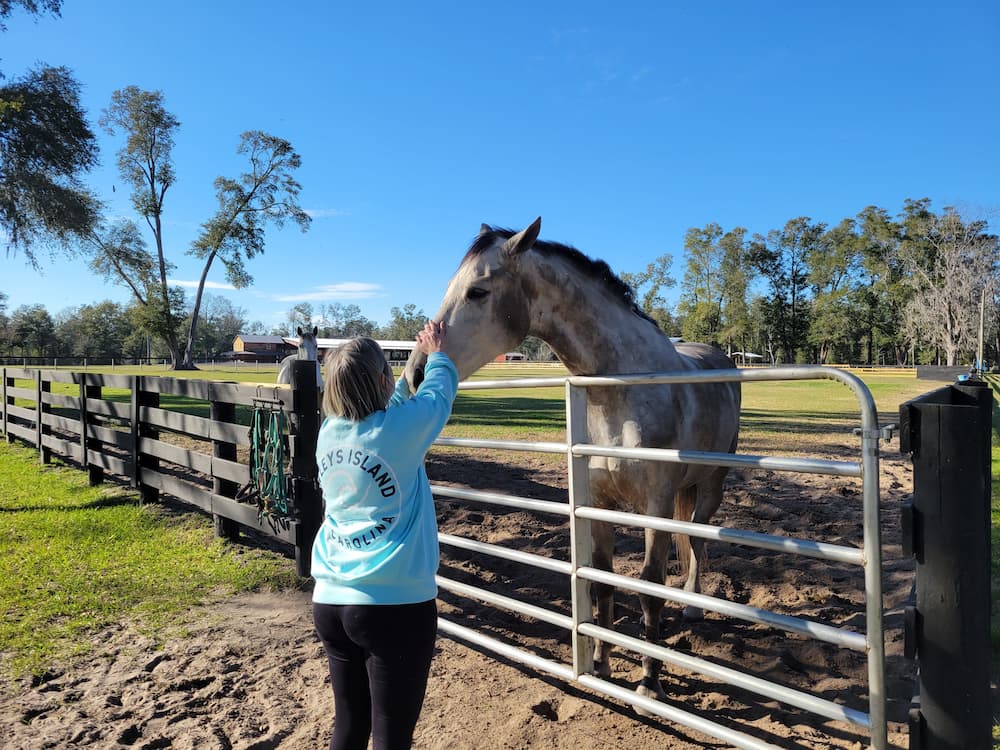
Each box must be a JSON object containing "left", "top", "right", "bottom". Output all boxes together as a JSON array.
[{"left": 312, "top": 599, "right": 437, "bottom": 750}]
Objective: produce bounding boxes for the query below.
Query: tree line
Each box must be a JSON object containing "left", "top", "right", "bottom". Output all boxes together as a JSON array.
[
  {"left": 625, "top": 200, "right": 998, "bottom": 366},
  {"left": 0, "top": 292, "right": 437, "bottom": 362},
  {"left": 2, "top": 3, "right": 997, "bottom": 369}
]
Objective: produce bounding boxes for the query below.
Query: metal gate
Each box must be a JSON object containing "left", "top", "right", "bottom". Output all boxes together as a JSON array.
[{"left": 430, "top": 365, "right": 891, "bottom": 750}]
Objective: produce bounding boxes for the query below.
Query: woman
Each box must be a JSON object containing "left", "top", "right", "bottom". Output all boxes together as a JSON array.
[{"left": 311, "top": 321, "right": 457, "bottom": 750}]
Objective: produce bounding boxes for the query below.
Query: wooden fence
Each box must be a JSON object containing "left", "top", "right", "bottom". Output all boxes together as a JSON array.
[{"left": 0, "top": 361, "right": 323, "bottom": 576}]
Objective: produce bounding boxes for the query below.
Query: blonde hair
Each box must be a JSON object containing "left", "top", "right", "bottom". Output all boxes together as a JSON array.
[{"left": 322, "top": 337, "right": 395, "bottom": 421}]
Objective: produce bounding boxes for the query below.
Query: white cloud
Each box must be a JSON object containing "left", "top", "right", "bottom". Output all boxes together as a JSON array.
[
  {"left": 169, "top": 279, "right": 237, "bottom": 290},
  {"left": 303, "top": 208, "right": 350, "bottom": 219},
  {"left": 273, "top": 282, "right": 382, "bottom": 302}
]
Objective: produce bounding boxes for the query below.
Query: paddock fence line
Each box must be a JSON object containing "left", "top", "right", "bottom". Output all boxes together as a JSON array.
[
  {"left": 0, "top": 360, "right": 323, "bottom": 576},
  {"left": 429, "top": 365, "right": 891, "bottom": 750}
]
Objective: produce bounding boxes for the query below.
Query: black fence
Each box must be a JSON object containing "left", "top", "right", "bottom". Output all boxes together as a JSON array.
[
  {"left": 900, "top": 377, "right": 994, "bottom": 749},
  {"left": 0, "top": 360, "right": 322, "bottom": 576}
]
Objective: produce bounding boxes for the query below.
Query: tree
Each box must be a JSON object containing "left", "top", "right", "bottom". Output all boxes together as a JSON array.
[
  {"left": 678, "top": 225, "right": 724, "bottom": 344},
  {"left": 620, "top": 253, "right": 676, "bottom": 331},
  {"left": 180, "top": 294, "right": 247, "bottom": 360},
  {"left": 717, "top": 228, "right": 752, "bottom": 354},
  {"left": 0, "top": 1, "right": 62, "bottom": 28},
  {"left": 319, "top": 302, "right": 376, "bottom": 338},
  {"left": 180, "top": 131, "right": 310, "bottom": 368},
  {"left": 378, "top": 304, "right": 427, "bottom": 341},
  {"left": 201, "top": 295, "right": 247, "bottom": 355},
  {"left": 749, "top": 218, "right": 822, "bottom": 363},
  {"left": 54, "top": 301, "right": 130, "bottom": 359},
  {"left": 517, "top": 335, "right": 554, "bottom": 361},
  {"left": 0, "top": 290, "right": 9, "bottom": 354},
  {"left": 902, "top": 207, "right": 998, "bottom": 365},
  {"left": 9, "top": 303, "right": 54, "bottom": 356},
  {"left": 855, "top": 205, "right": 911, "bottom": 364},
  {"left": 87, "top": 219, "right": 158, "bottom": 297},
  {"left": 806, "top": 219, "right": 861, "bottom": 363},
  {"left": 285, "top": 302, "right": 315, "bottom": 333},
  {"left": 745, "top": 296, "right": 779, "bottom": 364},
  {"left": 676, "top": 224, "right": 751, "bottom": 350},
  {"left": 97, "top": 86, "right": 183, "bottom": 365},
  {"left": 0, "top": 65, "right": 98, "bottom": 263}
]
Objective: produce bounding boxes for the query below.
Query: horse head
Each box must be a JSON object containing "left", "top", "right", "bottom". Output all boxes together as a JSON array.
[
  {"left": 404, "top": 218, "right": 541, "bottom": 388},
  {"left": 297, "top": 325, "right": 319, "bottom": 360}
]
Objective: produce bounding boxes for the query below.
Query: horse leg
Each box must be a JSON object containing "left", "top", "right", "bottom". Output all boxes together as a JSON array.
[
  {"left": 636, "top": 525, "right": 671, "bottom": 707},
  {"left": 590, "top": 519, "right": 615, "bottom": 679},
  {"left": 678, "top": 471, "right": 727, "bottom": 620}
]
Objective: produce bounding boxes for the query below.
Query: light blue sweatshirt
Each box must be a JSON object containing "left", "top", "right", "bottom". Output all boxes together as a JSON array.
[{"left": 311, "top": 352, "right": 459, "bottom": 605}]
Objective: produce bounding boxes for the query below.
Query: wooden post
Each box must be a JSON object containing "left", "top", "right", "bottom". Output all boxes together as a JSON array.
[
  {"left": 1, "top": 367, "right": 8, "bottom": 442},
  {"left": 36, "top": 370, "right": 51, "bottom": 463},
  {"left": 79, "top": 373, "right": 88, "bottom": 472},
  {"left": 291, "top": 359, "right": 321, "bottom": 578},
  {"left": 136, "top": 377, "right": 160, "bottom": 504},
  {"left": 79, "top": 376, "right": 104, "bottom": 485},
  {"left": 211, "top": 390, "right": 240, "bottom": 541},
  {"left": 129, "top": 376, "right": 140, "bottom": 488},
  {"left": 899, "top": 379, "right": 993, "bottom": 750}
]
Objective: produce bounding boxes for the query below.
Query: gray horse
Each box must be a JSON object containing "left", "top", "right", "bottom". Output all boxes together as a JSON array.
[
  {"left": 404, "top": 218, "right": 741, "bottom": 707},
  {"left": 277, "top": 326, "right": 323, "bottom": 390}
]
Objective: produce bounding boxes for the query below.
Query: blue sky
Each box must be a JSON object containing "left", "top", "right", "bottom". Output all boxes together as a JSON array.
[{"left": 2, "top": 1, "right": 997, "bottom": 332}]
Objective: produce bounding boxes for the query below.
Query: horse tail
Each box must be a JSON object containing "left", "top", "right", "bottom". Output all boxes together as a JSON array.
[{"left": 673, "top": 485, "right": 697, "bottom": 578}]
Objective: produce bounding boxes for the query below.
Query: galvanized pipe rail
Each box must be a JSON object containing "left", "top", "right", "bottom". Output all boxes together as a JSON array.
[{"left": 433, "top": 365, "right": 887, "bottom": 750}]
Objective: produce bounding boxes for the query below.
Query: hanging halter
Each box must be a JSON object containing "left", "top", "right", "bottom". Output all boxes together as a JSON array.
[{"left": 238, "top": 398, "right": 293, "bottom": 523}]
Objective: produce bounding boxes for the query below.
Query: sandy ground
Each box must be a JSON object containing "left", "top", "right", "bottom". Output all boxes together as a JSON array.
[{"left": 1, "top": 436, "right": 918, "bottom": 749}]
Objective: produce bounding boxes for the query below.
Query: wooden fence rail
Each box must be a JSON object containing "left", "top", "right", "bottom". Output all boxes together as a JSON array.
[{"left": 0, "top": 363, "right": 323, "bottom": 576}]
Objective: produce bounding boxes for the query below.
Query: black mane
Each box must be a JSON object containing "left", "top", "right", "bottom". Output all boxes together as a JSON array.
[{"left": 465, "top": 226, "right": 659, "bottom": 328}]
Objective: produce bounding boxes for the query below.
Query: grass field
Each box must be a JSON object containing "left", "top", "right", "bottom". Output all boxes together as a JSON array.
[
  {"left": 0, "top": 442, "right": 302, "bottom": 679},
  {"left": 0, "top": 363, "right": 995, "bottom": 714}
]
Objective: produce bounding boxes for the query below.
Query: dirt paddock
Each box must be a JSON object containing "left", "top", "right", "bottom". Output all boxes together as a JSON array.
[{"left": 2, "top": 437, "right": 916, "bottom": 749}]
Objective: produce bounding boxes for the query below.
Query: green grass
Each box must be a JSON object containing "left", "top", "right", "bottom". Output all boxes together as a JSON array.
[
  {"left": 0, "top": 443, "right": 300, "bottom": 681},
  {"left": 445, "top": 369, "right": 933, "bottom": 444}
]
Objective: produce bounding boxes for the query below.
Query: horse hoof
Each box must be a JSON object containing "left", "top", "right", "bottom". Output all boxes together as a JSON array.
[
  {"left": 682, "top": 605, "right": 704, "bottom": 621},
  {"left": 592, "top": 659, "right": 611, "bottom": 679},
  {"left": 635, "top": 682, "right": 668, "bottom": 717}
]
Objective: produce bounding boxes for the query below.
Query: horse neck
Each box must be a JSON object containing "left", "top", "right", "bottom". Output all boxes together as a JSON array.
[{"left": 523, "top": 255, "right": 679, "bottom": 375}]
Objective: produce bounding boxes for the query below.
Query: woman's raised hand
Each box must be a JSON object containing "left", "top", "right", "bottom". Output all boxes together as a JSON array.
[{"left": 415, "top": 320, "right": 447, "bottom": 355}]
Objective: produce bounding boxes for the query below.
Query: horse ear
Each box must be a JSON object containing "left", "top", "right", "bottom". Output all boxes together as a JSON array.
[
  {"left": 479, "top": 223, "right": 492, "bottom": 236},
  {"left": 501, "top": 217, "right": 542, "bottom": 258}
]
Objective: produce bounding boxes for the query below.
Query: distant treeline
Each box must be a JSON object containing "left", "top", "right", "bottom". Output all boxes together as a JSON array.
[
  {"left": 622, "top": 198, "right": 997, "bottom": 367},
  {"left": 2, "top": 199, "right": 996, "bottom": 367}
]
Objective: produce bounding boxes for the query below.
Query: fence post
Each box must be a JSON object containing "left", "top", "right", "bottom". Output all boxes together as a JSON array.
[
  {"left": 136, "top": 377, "right": 160, "bottom": 504},
  {"left": 37, "top": 370, "right": 51, "bottom": 464},
  {"left": 290, "top": 359, "right": 321, "bottom": 578},
  {"left": 2, "top": 367, "right": 8, "bottom": 442},
  {"left": 899, "top": 378, "right": 992, "bottom": 750},
  {"left": 79, "top": 373, "right": 89, "bottom": 473},
  {"left": 79, "top": 375, "right": 104, "bottom": 485},
  {"left": 210, "top": 385, "right": 240, "bottom": 542}
]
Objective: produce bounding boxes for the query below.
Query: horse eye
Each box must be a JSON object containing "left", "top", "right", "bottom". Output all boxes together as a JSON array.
[{"left": 466, "top": 287, "right": 489, "bottom": 301}]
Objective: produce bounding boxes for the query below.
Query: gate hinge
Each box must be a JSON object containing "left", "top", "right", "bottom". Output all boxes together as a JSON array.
[{"left": 853, "top": 423, "right": 897, "bottom": 441}]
